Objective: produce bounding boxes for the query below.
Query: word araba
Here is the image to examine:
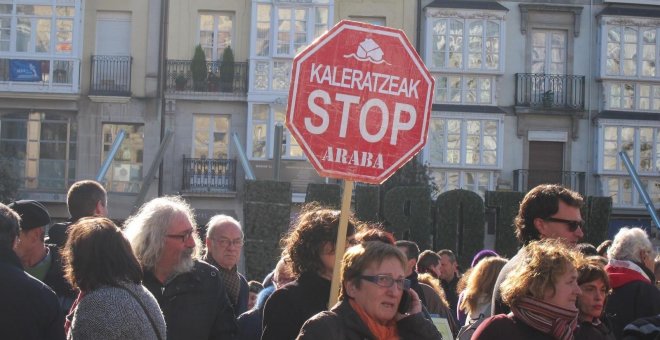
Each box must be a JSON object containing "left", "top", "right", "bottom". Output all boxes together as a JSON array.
[{"left": 321, "top": 147, "right": 384, "bottom": 169}]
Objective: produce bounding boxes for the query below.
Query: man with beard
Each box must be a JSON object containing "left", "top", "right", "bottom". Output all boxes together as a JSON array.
[
  {"left": 203, "top": 215, "right": 249, "bottom": 316},
  {"left": 124, "top": 196, "right": 237, "bottom": 340}
]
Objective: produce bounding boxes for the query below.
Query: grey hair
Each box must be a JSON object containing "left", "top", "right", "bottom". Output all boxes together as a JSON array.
[
  {"left": 205, "top": 214, "right": 243, "bottom": 240},
  {"left": 608, "top": 227, "right": 652, "bottom": 262},
  {"left": 123, "top": 196, "right": 201, "bottom": 269}
]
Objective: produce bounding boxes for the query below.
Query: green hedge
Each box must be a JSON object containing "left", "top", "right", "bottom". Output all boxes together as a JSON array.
[
  {"left": 434, "top": 189, "right": 485, "bottom": 269},
  {"left": 305, "top": 183, "right": 340, "bottom": 208},
  {"left": 243, "top": 180, "right": 291, "bottom": 281},
  {"left": 354, "top": 184, "right": 381, "bottom": 223},
  {"left": 581, "top": 196, "right": 613, "bottom": 247},
  {"left": 485, "top": 191, "right": 525, "bottom": 258},
  {"left": 382, "top": 186, "right": 432, "bottom": 249}
]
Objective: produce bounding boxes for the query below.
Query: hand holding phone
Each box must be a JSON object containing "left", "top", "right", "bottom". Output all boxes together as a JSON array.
[{"left": 397, "top": 289, "right": 411, "bottom": 314}]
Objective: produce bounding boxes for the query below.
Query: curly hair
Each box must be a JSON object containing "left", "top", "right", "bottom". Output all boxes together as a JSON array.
[
  {"left": 501, "top": 239, "right": 583, "bottom": 307},
  {"left": 514, "top": 184, "right": 584, "bottom": 245},
  {"left": 282, "top": 204, "right": 358, "bottom": 276},
  {"left": 460, "top": 256, "right": 508, "bottom": 315}
]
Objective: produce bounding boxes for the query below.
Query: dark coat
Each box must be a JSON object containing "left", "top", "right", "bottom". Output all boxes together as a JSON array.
[
  {"left": 43, "top": 244, "right": 77, "bottom": 312},
  {"left": 237, "top": 285, "right": 275, "bottom": 340},
  {"left": 143, "top": 260, "right": 237, "bottom": 340},
  {"left": 622, "top": 314, "right": 660, "bottom": 340},
  {"left": 472, "top": 314, "right": 554, "bottom": 340},
  {"left": 0, "top": 246, "right": 65, "bottom": 340},
  {"left": 441, "top": 274, "right": 460, "bottom": 316},
  {"left": 47, "top": 220, "right": 73, "bottom": 248},
  {"left": 262, "top": 271, "right": 331, "bottom": 340},
  {"left": 296, "top": 299, "right": 442, "bottom": 340},
  {"left": 604, "top": 263, "right": 660, "bottom": 339},
  {"left": 574, "top": 320, "right": 616, "bottom": 340},
  {"left": 203, "top": 255, "right": 250, "bottom": 316}
]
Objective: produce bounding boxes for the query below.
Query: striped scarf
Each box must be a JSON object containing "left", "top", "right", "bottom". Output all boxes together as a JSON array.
[{"left": 510, "top": 296, "right": 578, "bottom": 340}]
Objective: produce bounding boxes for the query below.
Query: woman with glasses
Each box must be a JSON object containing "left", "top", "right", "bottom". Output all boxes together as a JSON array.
[
  {"left": 574, "top": 259, "right": 615, "bottom": 340},
  {"left": 261, "top": 204, "right": 361, "bottom": 340},
  {"left": 62, "top": 217, "right": 166, "bottom": 340},
  {"left": 603, "top": 227, "right": 660, "bottom": 339},
  {"left": 473, "top": 240, "right": 583, "bottom": 340},
  {"left": 297, "top": 241, "right": 441, "bottom": 340}
]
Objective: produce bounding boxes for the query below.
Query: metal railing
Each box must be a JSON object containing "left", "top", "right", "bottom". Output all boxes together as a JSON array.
[
  {"left": 513, "top": 169, "right": 585, "bottom": 194},
  {"left": 515, "top": 73, "right": 585, "bottom": 110},
  {"left": 181, "top": 157, "right": 236, "bottom": 192},
  {"left": 166, "top": 60, "right": 248, "bottom": 95},
  {"left": 90, "top": 55, "right": 132, "bottom": 96}
]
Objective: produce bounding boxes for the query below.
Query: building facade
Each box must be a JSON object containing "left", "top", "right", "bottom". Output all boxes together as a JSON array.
[{"left": 0, "top": 0, "right": 657, "bottom": 232}]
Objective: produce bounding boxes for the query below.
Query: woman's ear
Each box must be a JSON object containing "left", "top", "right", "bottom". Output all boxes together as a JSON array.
[{"left": 344, "top": 280, "right": 358, "bottom": 298}]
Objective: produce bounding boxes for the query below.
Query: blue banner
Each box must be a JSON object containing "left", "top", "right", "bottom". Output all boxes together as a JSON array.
[{"left": 10, "top": 59, "right": 42, "bottom": 82}]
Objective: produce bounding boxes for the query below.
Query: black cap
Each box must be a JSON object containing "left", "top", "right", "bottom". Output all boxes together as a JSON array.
[{"left": 7, "top": 200, "right": 51, "bottom": 231}]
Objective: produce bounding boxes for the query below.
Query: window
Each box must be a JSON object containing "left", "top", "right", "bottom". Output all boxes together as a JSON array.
[
  {"left": 430, "top": 169, "right": 498, "bottom": 199},
  {"left": 250, "top": 1, "right": 330, "bottom": 92},
  {"left": 426, "top": 115, "right": 501, "bottom": 167},
  {"left": 606, "top": 82, "right": 660, "bottom": 112},
  {"left": 601, "top": 176, "right": 660, "bottom": 208},
  {"left": 0, "top": 111, "right": 76, "bottom": 190},
  {"left": 605, "top": 25, "right": 660, "bottom": 78},
  {"left": 249, "top": 103, "right": 302, "bottom": 159},
  {"left": 434, "top": 75, "right": 493, "bottom": 104},
  {"left": 199, "top": 12, "right": 233, "bottom": 61},
  {"left": 429, "top": 18, "right": 502, "bottom": 71},
  {"left": 0, "top": 0, "right": 81, "bottom": 92},
  {"left": 193, "top": 115, "right": 230, "bottom": 159},
  {"left": 101, "top": 124, "right": 143, "bottom": 193},
  {"left": 601, "top": 124, "right": 660, "bottom": 173}
]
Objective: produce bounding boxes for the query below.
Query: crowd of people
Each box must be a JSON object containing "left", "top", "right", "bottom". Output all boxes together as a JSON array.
[{"left": 1, "top": 180, "right": 660, "bottom": 340}]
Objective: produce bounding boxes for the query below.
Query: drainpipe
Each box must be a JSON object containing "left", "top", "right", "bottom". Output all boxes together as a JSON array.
[
  {"left": 416, "top": 0, "right": 422, "bottom": 53},
  {"left": 158, "top": 0, "right": 170, "bottom": 196}
]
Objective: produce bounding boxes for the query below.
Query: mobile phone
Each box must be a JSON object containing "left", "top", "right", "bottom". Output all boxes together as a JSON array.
[{"left": 398, "top": 289, "right": 411, "bottom": 314}]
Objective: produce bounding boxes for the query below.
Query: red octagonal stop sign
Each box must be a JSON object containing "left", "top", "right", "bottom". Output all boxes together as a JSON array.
[{"left": 286, "top": 20, "right": 434, "bottom": 184}]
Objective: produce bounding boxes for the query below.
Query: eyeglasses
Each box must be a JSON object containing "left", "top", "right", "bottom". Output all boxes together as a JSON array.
[
  {"left": 212, "top": 237, "right": 244, "bottom": 247},
  {"left": 360, "top": 275, "right": 411, "bottom": 290},
  {"left": 544, "top": 217, "right": 585, "bottom": 232},
  {"left": 166, "top": 230, "right": 194, "bottom": 242}
]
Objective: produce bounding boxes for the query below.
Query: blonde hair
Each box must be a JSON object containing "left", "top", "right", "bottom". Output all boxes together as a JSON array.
[
  {"left": 418, "top": 272, "right": 450, "bottom": 309},
  {"left": 501, "top": 239, "right": 583, "bottom": 307},
  {"left": 460, "top": 257, "right": 508, "bottom": 315}
]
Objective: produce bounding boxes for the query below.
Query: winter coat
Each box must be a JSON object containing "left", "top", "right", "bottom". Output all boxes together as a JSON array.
[
  {"left": 0, "top": 246, "right": 65, "bottom": 340},
  {"left": 143, "top": 260, "right": 237, "bottom": 340},
  {"left": 574, "top": 320, "right": 616, "bottom": 340},
  {"left": 262, "top": 271, "right": 331, "bottom": 340},
  {"left": 296, "top": 299, "right": 442, "bottom": 340},
  {"left": 48, "top": 220, "right": 73, "bottom": 248},
  {"left": 237, "top": 285, "right": 275, "bottom": 340},
  {"left": 604, "top": 262, "right": 660, "bottom": 339},
  {"left": 67, "top": 282, "right": 166, "bottom": 340},
  {"left": 43, "top": 244, "right": 77, "bottom": 312},
  {"left": 203, "top": 255, "right": 250, "bottom": 316},
  {"left": 472, "top": 314, "right": 554, "bottom": 340}
]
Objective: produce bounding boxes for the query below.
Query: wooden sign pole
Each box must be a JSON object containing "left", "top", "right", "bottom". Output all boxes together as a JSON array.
[{"left": 328, "top": 179, "right": 354, "bottom": 309}]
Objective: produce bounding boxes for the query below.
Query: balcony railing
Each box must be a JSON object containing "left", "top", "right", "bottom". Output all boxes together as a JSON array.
[
  {"left": 166, "top": 60, "right": 248, "bottom": 95},
  {"left": 90, "top": 55, "right": 132, "bottom": 96},
  {"left": 513, "top": 169, "right": 585, "bottom": 194},
  {"left": 182, "top": 157, "right": 236, "bottom": 193},
  {"left": 515, "top": 73, "right": 585, "bottom": 110}
]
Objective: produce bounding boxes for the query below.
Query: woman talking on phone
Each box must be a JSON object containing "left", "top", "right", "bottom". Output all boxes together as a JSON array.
[{"left": 296, "top": 241, "right": 441, "bottom": 340}]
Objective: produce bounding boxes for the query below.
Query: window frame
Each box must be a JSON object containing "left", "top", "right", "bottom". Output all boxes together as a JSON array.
[
  {"left": 425, "top": 16, "right": 505, "bottom": 73},
  {"left": 198, "top": 12, "right": 234, "bottom": 61},
  {"left": 191, "top": 114, "right": 231, "bottom": 159},
  {"left": 597, "top": 119, "right": 660, "bottom": 175},
  {"left": 247, "top": 103, "right": 305, "bottom": 160},
  {"left": 602, "top": 23, "right": 660, "bottom": 80},
  {"left": 422, "top": 112, "right": 504, "bottom": 169},
  {"left": 600, "top": 175, "right": 659, "bottom": 209},
  {"left": 433, "top": 74, "right": 495, "bottom": 105},
  {"left": 605, "top": 81, "right": 660, "bottom": 112},
  {"left": 429, "top": 169, "right": 499, "bottom": 199}
]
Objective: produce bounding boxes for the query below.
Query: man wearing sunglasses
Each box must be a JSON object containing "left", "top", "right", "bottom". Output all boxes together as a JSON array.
[
  {"left": 491, "top": 184, "right": 585, "bottom": 315},
  {"left": 204, "top": 214, "right": 249, "bottom": 317}
]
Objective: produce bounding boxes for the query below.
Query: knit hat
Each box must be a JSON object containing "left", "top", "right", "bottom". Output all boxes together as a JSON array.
[
  {"left": 8, "top": 200, "right": 51, "bottom": 231},
  {"left": 471, "top": 249, "right": 498, "bottom": 268}
]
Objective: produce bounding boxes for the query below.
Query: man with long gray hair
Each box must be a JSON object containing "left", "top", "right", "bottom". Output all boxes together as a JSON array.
[{"left": 124, "top": 196, "right": 237, "bottom": 340}]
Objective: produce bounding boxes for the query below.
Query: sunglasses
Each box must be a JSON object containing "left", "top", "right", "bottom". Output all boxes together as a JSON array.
[{"left": 543, "top": 217, "right": 585, "bottom": 232}]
